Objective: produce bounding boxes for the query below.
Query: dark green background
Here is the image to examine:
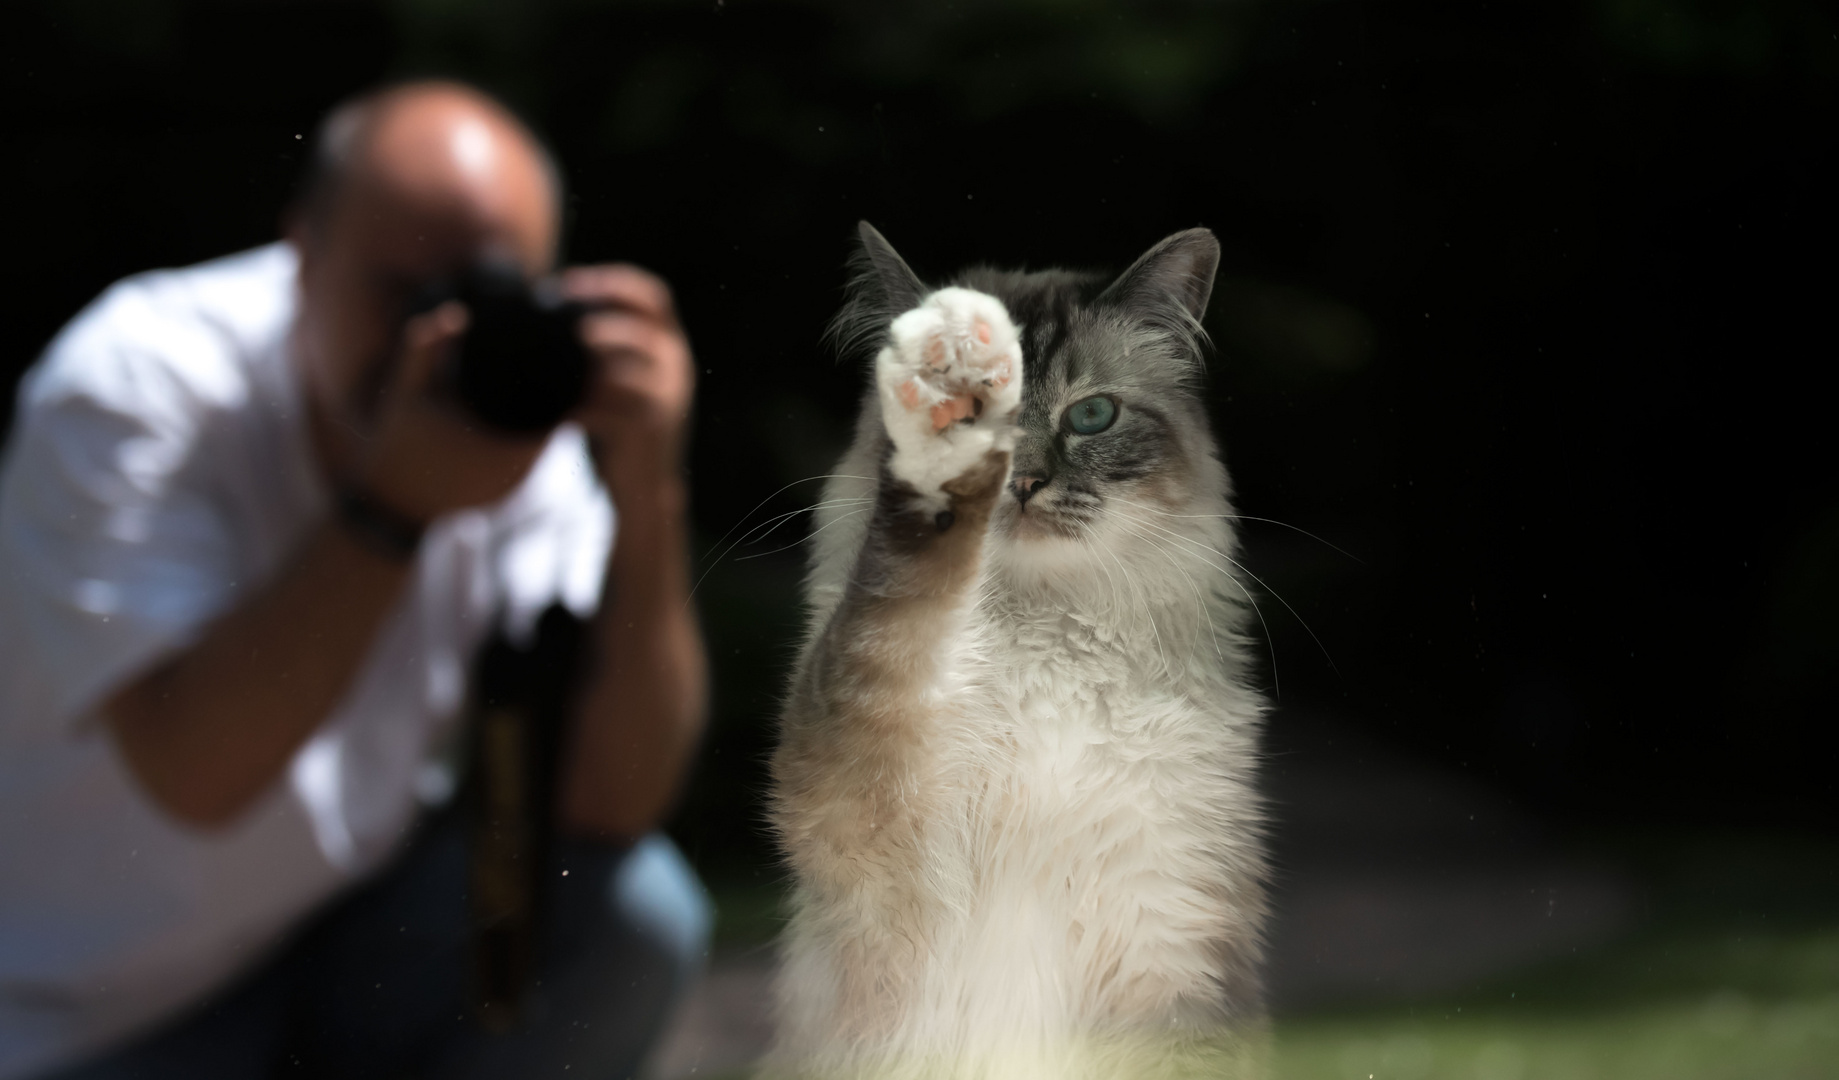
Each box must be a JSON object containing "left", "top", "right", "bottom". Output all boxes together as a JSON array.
[{"left": 5, "top": 0, "right": 1834, "bottom": 880}]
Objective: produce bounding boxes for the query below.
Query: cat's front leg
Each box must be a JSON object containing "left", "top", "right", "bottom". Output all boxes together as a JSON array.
[
  {"left": 769, "top": 287, "right": 1023, "bottom": 1059},
  {"left": 786, "top": 283, "right": 1024, "bottom": 895},
  {"left": 778, "top": 287, "right": 1022, "bottom": 830}
]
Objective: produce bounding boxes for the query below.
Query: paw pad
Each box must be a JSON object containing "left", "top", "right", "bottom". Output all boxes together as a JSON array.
[{"left": 876, "top": 286, "right": 1024, "bottom": 500}]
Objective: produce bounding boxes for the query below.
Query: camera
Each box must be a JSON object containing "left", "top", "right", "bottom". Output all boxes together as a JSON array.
[{"left": 415, "top": 258, "right": 591, "bottom": 435}]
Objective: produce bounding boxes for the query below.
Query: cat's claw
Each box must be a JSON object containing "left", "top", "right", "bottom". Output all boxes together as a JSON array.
[{"left": 877, "top": 287, "right": 1023, "bottom": 502}]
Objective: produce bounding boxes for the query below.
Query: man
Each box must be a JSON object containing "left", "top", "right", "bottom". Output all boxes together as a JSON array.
[{"left": 0, "top": 82, "right": 710, "bottom": 1078}]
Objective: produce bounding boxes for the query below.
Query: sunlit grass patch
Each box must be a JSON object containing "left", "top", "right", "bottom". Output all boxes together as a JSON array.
[
  {"left": 1274, "top": 989, "right": 1839, "bottom": 1079},
  {"left": 688, "top": 832, "right": 1839, "bottom": 1078},
  {"left": 1274, "top": 908, "right": 1839, "bottom": 1080}
]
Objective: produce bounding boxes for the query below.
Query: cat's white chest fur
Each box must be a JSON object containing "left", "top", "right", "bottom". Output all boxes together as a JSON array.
[{"left": 918, "top": 609, "right": 1249, "bottom": 1043}]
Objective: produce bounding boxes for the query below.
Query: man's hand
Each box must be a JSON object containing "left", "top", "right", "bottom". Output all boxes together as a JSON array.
[
  {"left": 552, "top": 264, "right": 705, "bottom": 839},
  {"left": 346, "top": 303, "right": 552, "bottom": 522},
  {"left": 562, "top": 265, "right": 696, "bottom": 497}
]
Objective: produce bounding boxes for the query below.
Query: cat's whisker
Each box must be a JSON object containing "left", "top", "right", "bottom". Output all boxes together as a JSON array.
[
  {"left": 1107, "top": 495, "right": 1363, "bottom": 565},
  {"left": 1079, "top": 531, "right": 1130, "bottom": 624},
  {"left": 1127, "top": 525, "right": 1226, "bottom": 665},
  {"left": 732, "top": 502, "right": 874, "bottom": 562},
  {"left": 688, "top": 474, "right": 879, "bottom": 601},
  {"left": 736, "top": 497, "right": 873, "bottom": 551},
  {"left": 1101, "top": 541, "right": 1167, "bottom": 676},
  {"left": 737, "top": 507, "right": 872, "bottom": 563},
  {"left": 1109, "top": 507, "right": 1334, "bottom": 680},
  {"left": 1088, "top": 536, "right": 1171, "bottom": 678},
  {"left": 1108, "top": 511, "right": 1283, "bottom": 696},
  {"left": 695, "top": 497, "right": 870, "bottom": 589},
  {"left": 1121, "top": 525, "right": 1232, "bottom": 676}
]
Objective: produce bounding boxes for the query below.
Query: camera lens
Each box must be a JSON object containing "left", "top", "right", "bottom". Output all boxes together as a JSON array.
[{"left": 429, "top": 259, "right": 591, "bottom": 434}]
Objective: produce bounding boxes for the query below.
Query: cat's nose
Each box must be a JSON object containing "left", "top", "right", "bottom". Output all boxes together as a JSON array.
[{"left": 1011, "top": 475, "right": 1049, "bottom": 505}]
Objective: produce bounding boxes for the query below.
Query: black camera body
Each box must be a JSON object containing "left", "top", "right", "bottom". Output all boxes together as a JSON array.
[{"left": 416, "top": 259, "right": 591, "bottom": 435}]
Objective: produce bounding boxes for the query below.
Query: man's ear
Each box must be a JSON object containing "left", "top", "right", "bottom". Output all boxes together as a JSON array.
[{"left": 827, "top": 221, "right": 929, "bottom": 363}]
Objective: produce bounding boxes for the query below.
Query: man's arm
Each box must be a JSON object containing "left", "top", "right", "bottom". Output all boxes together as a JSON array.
[
  {"left": 560, "top": 476, "right": 706, "bottom": 838},
  {"left": 106, "top": 523, "right": 413, "bottom": 826},
  {"left": 557, "top": 265, "right": 707, "bottom": 839},
  {"left": 107, "top": 304, "right": 550, "bottom": 828}
]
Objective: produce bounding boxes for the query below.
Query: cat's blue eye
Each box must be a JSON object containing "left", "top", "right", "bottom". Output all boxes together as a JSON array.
[{"left": 1065, "top": 395, "right": 1118, "bottom": 435}]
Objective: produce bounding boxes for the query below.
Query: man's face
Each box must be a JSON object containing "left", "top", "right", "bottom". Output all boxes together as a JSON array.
[
  {"left": 289, "top": 131, "right": 557, "bottom": 442},
  {"left": 293, "top": 194, "right": 457, "bottom": 429}
]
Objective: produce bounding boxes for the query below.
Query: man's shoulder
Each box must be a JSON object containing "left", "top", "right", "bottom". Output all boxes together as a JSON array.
[{"left": 23, "top": 244, "right": 299, "bottom": 420}]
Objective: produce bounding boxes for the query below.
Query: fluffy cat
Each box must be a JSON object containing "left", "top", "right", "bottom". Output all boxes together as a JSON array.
[{"left": 765, "top": 223, "right": 1270, "bottom": 1080}]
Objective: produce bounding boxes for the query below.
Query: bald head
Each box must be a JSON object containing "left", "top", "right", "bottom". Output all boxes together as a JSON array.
[
  {"left": 288, "top": 82, "right": 566, "bottom": 457},
  {"left": 294, "top": 81, "right": 560, "bottom": 274}
]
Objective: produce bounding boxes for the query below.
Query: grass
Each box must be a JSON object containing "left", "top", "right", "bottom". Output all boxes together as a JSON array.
[
  {"left": 1272, "top": 832, "right": 1839, "bottom": 1079},
  {"left": 1272, "top": 930, "right": 1839, "bottom": 1078},
  {"left": 693, "top": 831, "right": 1839, "bottom": 1078}
]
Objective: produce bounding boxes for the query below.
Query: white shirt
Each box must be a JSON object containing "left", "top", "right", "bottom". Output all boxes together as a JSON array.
[{"left": 0, "top": 244, "right": 614, "bottom": 1079}]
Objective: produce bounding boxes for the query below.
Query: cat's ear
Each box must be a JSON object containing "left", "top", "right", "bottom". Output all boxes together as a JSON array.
[
  {"left": 829, "top": 221, "right": 929, "bottom": 363},
  {"left": 1098, "top": 228, "right": 1221, "bottom": 344},
  {"left": 854, "top": 222, "right": 927, "bottom": 312}
]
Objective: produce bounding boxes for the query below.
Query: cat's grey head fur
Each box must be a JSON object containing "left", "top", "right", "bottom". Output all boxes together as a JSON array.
[{"left": 834, "top": 222, "right": 1230, "bottom": 576}]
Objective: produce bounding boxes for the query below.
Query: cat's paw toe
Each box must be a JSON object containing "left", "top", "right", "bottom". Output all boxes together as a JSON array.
[
  {"left": 907, "top": 290, "right": 1020, "bottom": 420},
  {"left": 880, "top": 288, "right": 1021, "bottom": 427},
  {"left": 876, "top": 287, "right": 1023, "bottom": 500}
]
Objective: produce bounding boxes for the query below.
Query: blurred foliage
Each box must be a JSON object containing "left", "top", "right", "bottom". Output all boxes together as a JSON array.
[
  {"left": 384, "top": 0, "right": 1264, "bottom": 124},
  {"left": 7, "top": 0, "right": 1835, "bottom": 868},
  {"left": 1592, "top": 0, "right": 1839, "bottom": 76},
  {"left": 821, "top": 0, "right": 1260, "bottom": 122},
  {"left": 35, "top": 0, "right": 179, "bottom": 59},
  {"left": 1743, "top": 506, "right": 1839, "bottom": 717},
  {"left": 1214, "top": 277, "right": 1378, "bottom": 377}
]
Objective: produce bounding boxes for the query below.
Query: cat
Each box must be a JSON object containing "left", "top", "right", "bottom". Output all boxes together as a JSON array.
[{"left": 765, "top": 223, "right": 1270, "bottom": 1080}]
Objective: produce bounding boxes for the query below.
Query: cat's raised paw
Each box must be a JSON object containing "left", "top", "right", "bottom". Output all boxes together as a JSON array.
[{"left": 877, "top": 287, "right": 1023, "bottom": 500}]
